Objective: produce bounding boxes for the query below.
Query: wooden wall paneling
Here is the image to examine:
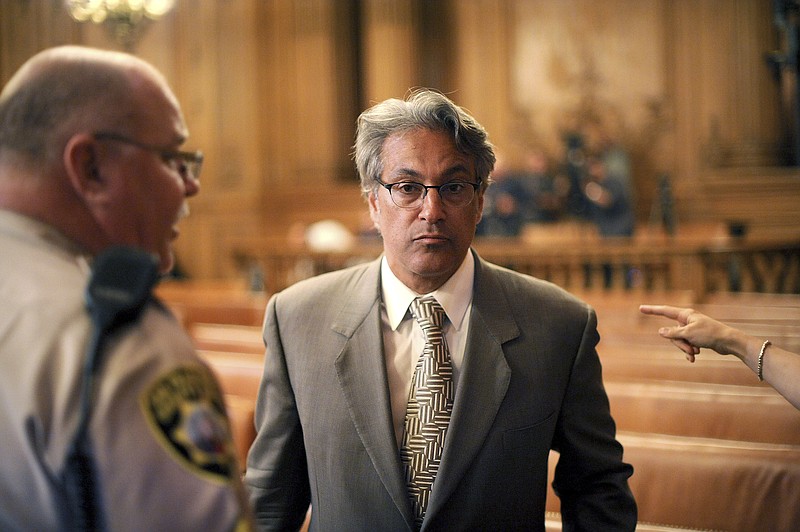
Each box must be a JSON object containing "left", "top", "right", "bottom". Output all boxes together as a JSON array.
[
  {"left": 665, "top": 1, "right": 735, "bottom": 217},
  {"left": 331, "top": 0, "right": 362, "bottom": 182},
  {"left": 416, "top": 0, "right": 457, "bottom": 93},
  {"left": 451, "top": 0, "right": 512, "bottom": 157},
  {"left": 0, "top": 1, "right": 80, "bottom": 82},
  {"left": 360, "top": 0, "right": 418, "bottom": 104},
  {"left": 208, "top": 0, "right": 365, "bottom": 284},
  {"left": 255, "top": 1, "right": 358, "bottom": 186},
  {"left": 268, "top": 183, "right": 368, "bottom": 233},
  {"left": 170, "top": 2, "right": 224, "bottom": 279},
  {"left": 167, "top": 1, "right": 268, "bottom": 279},
  {"left": 246, "top": 0, "right": 306, "bottom": 275},
  {"left": 668, "top": 0, "right": 781, "bottom": 175},
  {"left": 736, "top": 0, "right": 783, "bottom": 146},
  {"left": 292, "top": 0, "right": 348, "bottom": 185},
  {"left": 664, "top": 0, "right": 796, "bottom": 232},
  {"left": 212, "top": 0, "right": 267, "bottom": 279},
  {"left": 254, "top": 1, "right": 362, "bottom": 254},
  {"left": 700, "top": 0, "right": 780, "bottom": 166},
  {"left": 1, "top": 0, "right": 797, "bottom": 282},
  {"left": 698, "top": 0, "right": 735, "bottom": 155},
  {"left": 732, "top": 0, "right": 782, "bottom": 148},
  {"left": 204, "top": 0, "right": 262, "bottom": 201},
  {"left": 133, "top": 12, "right": 179, "bottom": 82},
  {"left": 663, "top": 0, "right": 700, "bottom": 191},
  {"left": 213, "top": 211, "right": 269, "bottom": 281},
  {"left": 172, "top": 1, "right": 221, "bottom": 198},
  {"left": 659, "top": 0, "right": 681, "bottom": 208},
  {"left": 700, "top": 168, "right": 800, "bottom": 231},
  {"left": 254, "top": 0, "right": 299, "bottom": 190}
]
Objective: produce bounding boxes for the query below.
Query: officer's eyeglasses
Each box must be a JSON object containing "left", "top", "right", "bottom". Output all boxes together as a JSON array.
[{"left": 93, "top": 131, "right": 203, "bottom": 182}]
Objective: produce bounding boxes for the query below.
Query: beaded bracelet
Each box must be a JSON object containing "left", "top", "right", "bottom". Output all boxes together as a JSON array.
[{"left": 757, "top": 340, "right": 771, "bottom": 382}]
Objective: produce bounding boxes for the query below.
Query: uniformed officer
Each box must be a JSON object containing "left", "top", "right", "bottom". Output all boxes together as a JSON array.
[{"left": 0, "top": 46, "right": 251, "bottom": 530}]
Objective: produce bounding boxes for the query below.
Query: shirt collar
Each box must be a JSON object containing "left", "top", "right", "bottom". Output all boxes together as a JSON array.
[
  {"left": 380, "top": 251, "right": 474, "bottom": 331},
  {"left": 0, "top": 209, "right": 92, "bottom": 273}
]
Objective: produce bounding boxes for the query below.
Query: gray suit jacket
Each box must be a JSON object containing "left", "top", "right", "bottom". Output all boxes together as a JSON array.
[{"left": 244, "top": 251, "right": 636, "bottom": 531}]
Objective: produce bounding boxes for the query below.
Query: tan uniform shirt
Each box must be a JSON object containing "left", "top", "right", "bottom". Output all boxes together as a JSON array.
[{"left": 0, "top": 209, "right": 251, "bottom": 531}]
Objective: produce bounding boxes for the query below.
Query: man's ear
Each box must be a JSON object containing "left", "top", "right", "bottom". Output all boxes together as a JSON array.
[
  {"left": 367, "top": 188, "right": 382, "bottom": 232},
  {"left": 475, "top": 189, "right": 484, "bottom": 224},
  {"left": 63, "top": 133, "right": 106, "bottom": 201}
]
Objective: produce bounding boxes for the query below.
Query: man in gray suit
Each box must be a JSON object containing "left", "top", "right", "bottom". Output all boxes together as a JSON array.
[{"left": 244, "top": 89, "right": 636, "bottom": 531}]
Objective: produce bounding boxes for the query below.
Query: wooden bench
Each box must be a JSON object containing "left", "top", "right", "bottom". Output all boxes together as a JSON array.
[
  {"left": 223, "top": 394, "right": 257, "bottom": 472},
  {"left": 598, "top": 344, "right": 766, "bottom": 386},
  {"left": 199, "top": 349, "right": 265, "bottom": 469},
  {"left": 166, "top": 299, "right": 266, "bottom": 329},
  {"left": 156, "top": 280, "right": 267, "bottom": 329},
  {"left": 620, "top": 431, "right": 800, "bottom": 531},
  {"left": 187, "top": 285, "right": 800, "bottom": 529},
  {"left": 619, "top": 300, "right": 800, "bottom": 360},
  {"left": 547, "top": 432, "right": 800, "bottom": 531},
  {"left": 191, "top": 323, "right": 265, "bottom": 354},
  {"left": 702, "top": 291, "right": 800, "bottom": 307},
  {"left": 198, "top": 338, "right": 800, "bottom": 531},
  {"left": 605, "top": 379, "right": 800, "bottom": 444}
]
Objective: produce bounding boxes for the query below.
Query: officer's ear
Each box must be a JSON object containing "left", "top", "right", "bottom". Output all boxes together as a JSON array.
[{"left": 63, "top": 133, "right": 107, "bottom": 201}]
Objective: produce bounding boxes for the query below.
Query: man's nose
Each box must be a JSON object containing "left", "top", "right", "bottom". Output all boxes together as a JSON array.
[
  {"left": 184, "top": 174, "right": 200, "bottom": 197},
  {"left": 419, "top": 187, "right": 446, "bottom": 221}
]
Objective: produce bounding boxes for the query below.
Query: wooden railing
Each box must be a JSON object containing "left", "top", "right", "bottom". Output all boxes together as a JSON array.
[{"left": 229, "top": 222, "right": 800, "bottom": 300}]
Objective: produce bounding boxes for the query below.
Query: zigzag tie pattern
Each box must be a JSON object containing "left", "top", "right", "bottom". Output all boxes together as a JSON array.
[{"left": 400, "top": 296, "right": 453, "bottom": 530}]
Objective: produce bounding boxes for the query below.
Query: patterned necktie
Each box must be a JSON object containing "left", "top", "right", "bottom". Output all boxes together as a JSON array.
[{"left": 400, "top": 296, "right": 453, "bottom": 530}]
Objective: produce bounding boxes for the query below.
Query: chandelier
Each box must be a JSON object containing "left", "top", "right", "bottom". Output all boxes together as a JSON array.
[{"left": 65, "top": 0, "right": 175, "bottom": 50}]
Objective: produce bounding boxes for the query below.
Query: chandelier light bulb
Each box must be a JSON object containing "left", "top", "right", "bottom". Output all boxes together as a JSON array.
[{"left": 65, "top": 0, "right": 175, "bottom": 50}]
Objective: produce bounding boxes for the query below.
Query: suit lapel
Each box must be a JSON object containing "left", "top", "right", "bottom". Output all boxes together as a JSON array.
[
  {"left": 332, "top": 259, "right": 415, "bottom": 525},
  {"left": 425, "top": 253, "right": 519, "bottom": 521}
]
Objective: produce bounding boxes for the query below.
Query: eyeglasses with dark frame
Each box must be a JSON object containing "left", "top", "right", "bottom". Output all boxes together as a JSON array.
[
  {"left": 93, "top": 131, "right": 203, "bottom": 182},
  {"left": 374, "top": 177, "right": 481, "bottom": 209}
]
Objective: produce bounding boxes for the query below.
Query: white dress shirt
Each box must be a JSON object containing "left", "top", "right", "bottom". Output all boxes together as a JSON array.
[{"left": 379, "top": 252, "right": 475, "bottom": 446}]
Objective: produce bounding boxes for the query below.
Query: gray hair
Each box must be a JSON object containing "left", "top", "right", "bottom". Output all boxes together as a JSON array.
[
  {"left": 354, "top": 89, "right": 496, "bottom": 199},
  {"left": 0, "top": 46, "right": 152, "bottom": 165}
]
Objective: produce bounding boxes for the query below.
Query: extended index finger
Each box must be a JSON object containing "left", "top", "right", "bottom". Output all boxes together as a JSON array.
[{"left": 639, "top": 304, "right": 684, "bottom": 320}]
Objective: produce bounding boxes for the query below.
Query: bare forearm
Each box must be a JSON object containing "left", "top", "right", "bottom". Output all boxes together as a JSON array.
[
  {"left": 639, "top": 304, "right": 800, "bottom": 410},
  {"left": 739, "top": 336, "right": 800, "bottom": 410}
]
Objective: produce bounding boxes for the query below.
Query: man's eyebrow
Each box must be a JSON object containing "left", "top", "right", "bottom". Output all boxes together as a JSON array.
[
  {"left": 442, "top": 164, "right": 472, "bottom": 178},
  {"left": 389, "top": 168, "right": 423, "bottom": 180},
  {"left": 388, "top": 164, "right": 472, "bottom": 181}
]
